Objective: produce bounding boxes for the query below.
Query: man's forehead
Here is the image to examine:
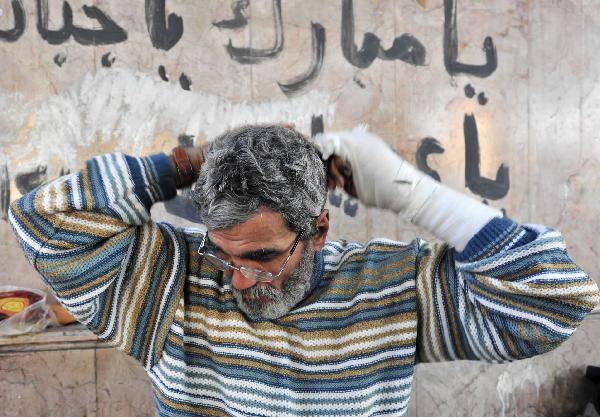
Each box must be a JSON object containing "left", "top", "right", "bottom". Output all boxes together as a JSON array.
[{"left": 207, "top": 208, "right": 294, "bottom": 250}]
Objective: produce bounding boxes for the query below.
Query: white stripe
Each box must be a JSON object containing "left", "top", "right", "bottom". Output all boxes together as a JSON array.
[
  {"left": 115, "top": 154, "right": 150, "bottom": 219},
  {"left": 474, "top": 294, "right": 575, "bottom": 336},
  {"left": 97, "top": 155, "right": 135, "bottom": 223},
  {"left": 188, "top": 276, "right": 230, "bottom": 295},
  {"left": 152, "top": 354, "right": 413, "bottom": 411},
  {"left": 516, "top": 270, "right": 589, "bottom": 284},
  {"left": 145, "top": 224, "right": 181, "bottom": 369},
  {"left": 469, "top": 294, "right": 499, "bottom": 361},
  {"left": 181, "top": 310, "right": 416, "bottom": 347},
  {"left": 456, "top": 239, "right": 565, "bottom": 273},
  {"left": 432, "top": 262, "right": 457, "bottom": 359},
  {"left": 133, "top": 156, "right": 152, "bottom": 196},
  {"left": 8, "top": 208, "right": 43, "bottom": 253},
  {"left": 461, "top": 270, "right": 500, "bottom": 361},
  {"left": 52, "top": 180, "right": 64, "bottom": 211},
  {"left": 59, "top": 279, "right": 114, "bottom": 305},
  {"left": 416, "top": 253, "right": 443, "bottom": 361},
  {"left": 109, "top": 224, "right": 154, "bottom": 351},
  {"left": 41, "top": 183, "right": 52, "bottom": 213},
  {"left": 179, "top": 330, "right": 415, "bottom": 369},
  {"left": 456, "top": 271, "right": 489, "bottom": 361},
  {"left": 482, "top": 307, "right": 512, "bottom": 360},
  {"left": 112, "top": 154, "right": 149, "bottom": 222},
  {"left": 97, "top": 231, "right": 137, "bottom": 339},
  {"left": 323, "top": 243, "right": 366, "bottom": 269},
  {"left": 173, "top": 322, "right": 416, "bottom": 361},
  {"left": 479, "top": 274, "right": 597, "bottom": 297},
  {"left": 70, "top": 174, "right": 83, "bottom": 209},
  {"left": 54, "top": 212, "right": 125, "bottom": 233},
  {"left": 122, "top": 224, "right": 158, "bottom": 336},
  {"left": 151, "top": 369, "right": 411, "bottom": 416},
  {"left": 296, "top": 280, "right": 415, "bottom": 313}
]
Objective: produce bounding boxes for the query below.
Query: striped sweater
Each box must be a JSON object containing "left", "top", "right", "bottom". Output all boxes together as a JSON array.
[{"left": 9, "top": 153, "right": 600, "bottom": 417}]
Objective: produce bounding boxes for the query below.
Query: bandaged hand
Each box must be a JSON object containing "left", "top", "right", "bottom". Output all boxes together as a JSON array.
[
  {"left": 313, "top": 126, "right": 501, "bottom": 251},
  {"left": 314, "top": 125, "right": 434, "bottom": 215}
]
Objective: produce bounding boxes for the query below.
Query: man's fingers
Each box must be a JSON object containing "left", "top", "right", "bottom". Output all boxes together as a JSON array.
[{"left": 328, "top": 157, "right": 346, "bottom": 190}]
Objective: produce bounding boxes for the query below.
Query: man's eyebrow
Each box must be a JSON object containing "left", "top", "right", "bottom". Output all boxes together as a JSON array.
[{"left": 239, "top": 248, "right": 282, "bottom": 261}]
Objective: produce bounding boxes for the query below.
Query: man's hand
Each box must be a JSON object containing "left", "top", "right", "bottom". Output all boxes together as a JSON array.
[
  {"left": 313, "top": 125, "right": 501, "bottom": 251},
  {"left": 170, "top": 143, "right": 208, "bottom": 189},
  {"left": 325, "top": 156, "right": 358, "bottom": 198},
  {"left": 313, "top": 125, "right": 422, "bottom": 213},
  {"left": 186, "top": 144, "right": 207, "bottom": 174}
]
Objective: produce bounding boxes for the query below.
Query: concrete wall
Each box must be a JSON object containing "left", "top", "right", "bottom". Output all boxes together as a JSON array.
[{"left": 1, "top": 0, "right": 599, "bottom": 416}]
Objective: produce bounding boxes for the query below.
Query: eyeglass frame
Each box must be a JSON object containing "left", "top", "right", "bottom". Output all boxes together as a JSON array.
[{"left": 197, "top": 229, "right": 304, "bottom": 282}]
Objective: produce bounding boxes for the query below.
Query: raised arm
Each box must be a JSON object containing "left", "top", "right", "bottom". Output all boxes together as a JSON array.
[
  {"left": 314, "top": 127, "right": 600, "bottom": 362},
  {"left": 8, "top": 150, "right": 201, "bottom": 369}
]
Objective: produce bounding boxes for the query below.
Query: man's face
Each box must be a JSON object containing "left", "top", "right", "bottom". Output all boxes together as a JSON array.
[{"left": 207, "top": 209, "right": 328, "bottom": 320}]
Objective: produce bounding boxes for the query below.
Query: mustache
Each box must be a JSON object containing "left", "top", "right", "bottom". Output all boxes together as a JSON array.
[{"left": 240, "top": 283, "right": 280, "bottom": 300}]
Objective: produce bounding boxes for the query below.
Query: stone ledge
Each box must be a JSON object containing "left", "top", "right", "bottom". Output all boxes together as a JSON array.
[{"left": 0, "top": 324, "right": 107, "bottom": 354}]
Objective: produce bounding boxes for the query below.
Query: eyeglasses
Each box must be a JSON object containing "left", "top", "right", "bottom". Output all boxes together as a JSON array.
[{"left": 198, "top": 230, "right": 303, "bottom": 282}]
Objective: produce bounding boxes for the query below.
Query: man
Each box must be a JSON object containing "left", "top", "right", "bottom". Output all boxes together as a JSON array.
[{"left": 9, "top": 124, "right": 599, "bottom": 417}]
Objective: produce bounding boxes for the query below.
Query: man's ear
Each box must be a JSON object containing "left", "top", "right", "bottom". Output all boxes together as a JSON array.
[{"left": 311, "top": 209, "right": 329, "bottom": 251}]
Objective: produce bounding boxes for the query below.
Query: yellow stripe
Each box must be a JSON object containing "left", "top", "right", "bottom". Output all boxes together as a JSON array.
[
  {"left": 11, "top": 204, "right": 56, "bottom": 246},
  {"left": 501, "top": 262, "right": 580, "bottom": 282},
  {"left": 166, "top": 328, "right": 415, "bottom": 363},
  {"left": 190, "top": 292, "right": 416, "bottom": 335},
  {"left": 154, "top": 389, "right": 228, "bottom": 417},
  {"left": 438, "top": 257, "right": 467, "bottom": 358},
  {"left": 172, "top": 345, "right": 414, "bottom": 380},
  {"left": 416, "top": 244, "right": 446, "bottom": 360},
  {"left": 36, "top": 231, "right": 132, "bottom": 278},
  {"left": 81, "top": 169, "right": 94, "bottom": 210},
  {"left": 468, "top": 278, "right": 579, "bottom": 327},
  {"left": 188, "top": 308, "right": 416, "bottom": 341},
  {"left": 122, "top": 225, "right": 165, "bottom": 354},
  {"left": 181, "top": 323, "right": 416, "bottom": 355}
]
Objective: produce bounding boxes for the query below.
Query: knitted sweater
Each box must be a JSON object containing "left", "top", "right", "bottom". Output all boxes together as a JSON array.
[{"left": 9, "top": 153, "right": 600, "bottom": 417}]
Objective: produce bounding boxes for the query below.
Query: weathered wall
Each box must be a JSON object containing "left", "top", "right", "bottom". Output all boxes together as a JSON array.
[{"left": 0, "top": 0, "right": 599, "bottom": 416}]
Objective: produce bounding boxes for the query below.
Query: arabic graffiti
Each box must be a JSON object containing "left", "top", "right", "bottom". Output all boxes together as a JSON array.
[
  {"left": 179, "top": 72, "right": 192, "bottom": 90},
  {"left": 277, "top": 22, "right": 325, "bottom": 97},
  {"left": 101, "top": 52, "right": 116, "bottom": 67},
  {"left": 212, "top": 0, "right": 249, "bottom": 30},
  {"left": 416, "top": 137, "right": 444, "bottom": 182},
  {"left": 443, "top": 0, "right": 497, "bottom": 77},
  {"left": 225, "top": 0, "right": 284, "bottom": 64},
  {"left": 145, "top": 0, "right": 183, "bottom": 51},
  {"left": 415, "top": 114, "right": 510, "bottom": 201},
  {"left": 463, "top": 114, "right": 509, "bottom": 200},
  {"left": 158, "top": 65, "right": 169, "bottom": 81},
  {"left": 0, "top": 0, "right": 25, "bottom": 42},
  {"left": 1, "top": 0, "right": 498, "bottom": 95},
  {"left": 35, "top": 0, "right": 127, "bottom": 45},
  {"left": 341, "top": 0, "right": 426, "bottom": 68},
  {"left": 310, "top": 114, "right": 324, "bottom": 138},
  {"left": 0, "top": 1, "right": 510, "bottom": 219},
  {"left": 53, "top": 52, "right": 67, "bottom": 67}
]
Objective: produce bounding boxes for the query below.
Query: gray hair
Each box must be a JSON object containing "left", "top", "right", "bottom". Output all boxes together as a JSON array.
[{"left": 192, "top": 125, "right": 327, "bottom": 237}]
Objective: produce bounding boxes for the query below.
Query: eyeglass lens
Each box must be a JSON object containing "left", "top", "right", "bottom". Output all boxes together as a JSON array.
[{"left": 203, "top": 253, "right": 275, "bottom": 282}]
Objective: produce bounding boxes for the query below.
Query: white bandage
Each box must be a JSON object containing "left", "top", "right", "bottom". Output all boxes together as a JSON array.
[{"left": 313, "top": 126, "right": 501, "bottom": 251}]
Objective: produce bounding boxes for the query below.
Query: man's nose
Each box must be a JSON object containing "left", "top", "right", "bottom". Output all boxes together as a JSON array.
[{"left": 231, "top": 269, "right": 257, "bottom": 290}]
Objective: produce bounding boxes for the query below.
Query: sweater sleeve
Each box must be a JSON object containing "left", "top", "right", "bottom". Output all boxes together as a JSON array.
[
  {"left": 415, "top": 216, "right": 600, "bottom": 363},
  {"left": 8, "top": 152, "right": 185, "bottom": 370}
]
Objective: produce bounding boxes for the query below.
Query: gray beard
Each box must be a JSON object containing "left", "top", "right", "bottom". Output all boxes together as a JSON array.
[{"left": 232, "top": 243, "right": 315, "bottom": 320}]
